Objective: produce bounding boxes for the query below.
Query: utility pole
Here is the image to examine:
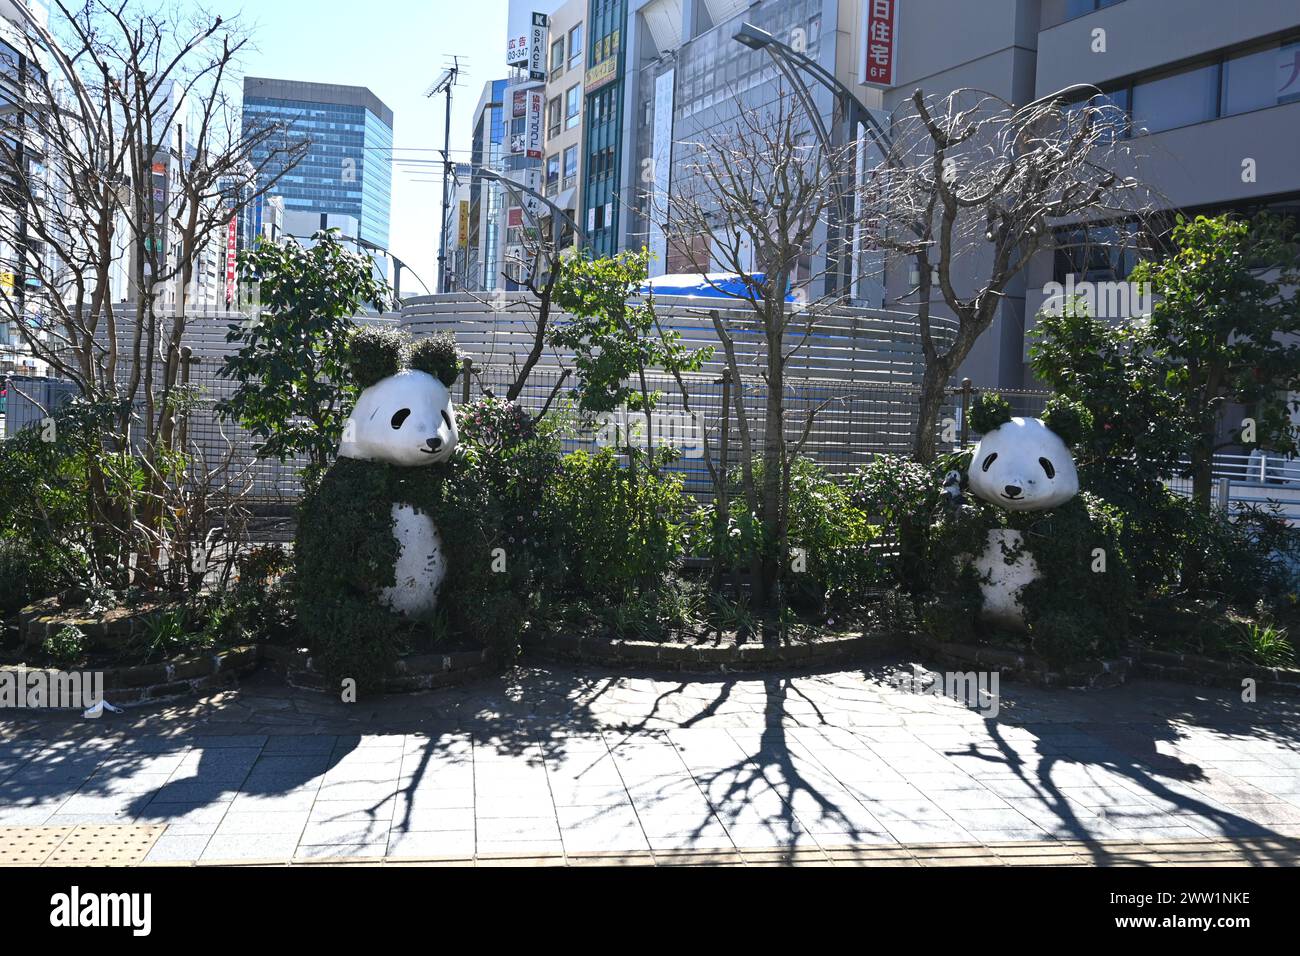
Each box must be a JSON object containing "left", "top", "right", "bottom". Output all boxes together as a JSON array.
[{"left": 427, "top": 58, "right": 461, "bottom": 294}]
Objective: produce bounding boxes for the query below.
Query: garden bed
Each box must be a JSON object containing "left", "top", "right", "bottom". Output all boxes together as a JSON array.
[{"left": 16, "top": 595, "right": 189, "bottom": 649}]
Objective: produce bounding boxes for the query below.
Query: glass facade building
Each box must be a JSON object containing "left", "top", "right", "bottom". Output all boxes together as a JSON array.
[
  {"left": 241, "top": 78, "right": 394, "bottom": 250},
  {"left": 582, "top": 0, "right": 627, "bottom": 257}
]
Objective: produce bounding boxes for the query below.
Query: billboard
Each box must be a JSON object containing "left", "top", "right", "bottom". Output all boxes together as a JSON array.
[
  {"left": 528, "top": 13, "right": 549, "bottom": 81},
  {"left": 525, "top": 89, "right": 544, "bottom": 159},
  {"left": 506, "top": 0, "right": 530, "bottom": 65},
  {"left": 506, "top": 1, "right": 549, "bottom": 76},
  {"left": 225, "top": 214, "right": 237, "bottom": 303},
  {"left": 646, "top": 69, "right": 674, "bottom": 276},
  {"left": 859, "top": 0, "right": 899, "bottom": 87}
]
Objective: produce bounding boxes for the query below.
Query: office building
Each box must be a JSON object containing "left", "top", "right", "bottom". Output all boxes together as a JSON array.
[
  {"left": 242, "top": 77, "right": 394, "bottom": 252},
  {"left": 880, "top": 0, "right": 1300, "bottom": 389},
  {"left": 543, "top": 0, "right": 586, "bottom": 253}
]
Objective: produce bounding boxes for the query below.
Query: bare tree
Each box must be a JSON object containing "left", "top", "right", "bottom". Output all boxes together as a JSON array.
[
  {"left": 661, "top": 92, "right": 854, "bottom": 609},
  {"left": 0, "top": 0, "right": 305, "bottom": 589},
  {"left": 865, "top": 86, "right": 1151, "bottom": 462}
]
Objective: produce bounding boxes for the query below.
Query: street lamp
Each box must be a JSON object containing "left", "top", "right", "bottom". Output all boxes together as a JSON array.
[
  {"left": 733, "top": 22, "right": 893, "bottom": 302},
  {"left": 476, "top": 167, "right": 587, "bottom": 246}
]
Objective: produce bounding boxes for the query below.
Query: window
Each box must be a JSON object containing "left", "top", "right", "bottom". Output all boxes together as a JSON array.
[
  {"left": 565, "top": 85, "right": 581, "bottom": 129},
  {"left": 568, "top": 24, "right": 583, "bottom": 69},
  {"left": 550, "top": 38, "right": 564, "bottom": 79},
  {"left": 1130, "top": 61, "right": 1219, "bottom": 134},
  {"left": 1060, "top": 0, "right": 1126, "bottom": 23},
  {"left": 545, "top": 154, "right": 560, "bottom": 195},
  {"left": 547, "top": 97, "right": 561, "bottom": 138},
  {"left": 1222, "top": 40, "right": 1300, "bottom": 116},
  {"left": 563, "top": 145, "right": 578, "bottom": 188}
]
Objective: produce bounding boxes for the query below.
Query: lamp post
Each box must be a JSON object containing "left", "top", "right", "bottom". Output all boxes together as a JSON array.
[
  {"left": 475, "top": 166, "right": 587, "bottom": 246},
  {"left": 732, "top": 22, "right": 892, "bottom": 302}
]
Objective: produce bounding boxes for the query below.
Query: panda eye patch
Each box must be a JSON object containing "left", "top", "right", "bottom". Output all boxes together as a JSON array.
[
  {"left": 441, "top": 409, "right": 452, "bottom": 431},
  {"left": 1039, "top": 457, "right": 1055, "bottom": 479},
  {"left": 981, "top": 452, "right": 998, "bottom": 472},
  {"left": 390, "top": 408, "right": 411, "bottom": 429}
]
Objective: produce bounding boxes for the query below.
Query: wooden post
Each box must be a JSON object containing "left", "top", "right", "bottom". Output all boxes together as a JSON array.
[
  {"left": 959, "top": 377, "right": 973, "bottom": 448},
  {"left": 461, "top": 357, "right": 472, "bottom": 405}
]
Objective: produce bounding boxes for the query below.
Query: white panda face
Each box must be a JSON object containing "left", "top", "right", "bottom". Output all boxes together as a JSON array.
[
  {"left": 968, "top": 417, "right": 1078, "bottom": 512},
  {"left": 337, "top": 369, "right": 458, "bottom": 467}
]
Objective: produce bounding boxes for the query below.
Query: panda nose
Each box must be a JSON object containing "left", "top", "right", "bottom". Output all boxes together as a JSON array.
[
  {"left": 426, "top": 436, "right": 443, "bottom": 452},
  {"left": 1004, "top": 484, "right": 1022, "bottom": 498}
]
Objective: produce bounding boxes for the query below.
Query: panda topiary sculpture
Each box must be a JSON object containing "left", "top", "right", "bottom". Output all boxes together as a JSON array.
[
  {"left": 927, "top": 393, "right": 1133, "bottom": 665},
  {"left": 295, "top": 325, "right": 526, "bottom": 691}
]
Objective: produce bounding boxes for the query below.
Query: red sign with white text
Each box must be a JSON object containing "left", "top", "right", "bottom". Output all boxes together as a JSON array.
[
  {"left": 225, "top": 214, "right": 237, "bottom": 303},
  {"left": 860, "top": 0, "right": 898, "bottom": 87}
]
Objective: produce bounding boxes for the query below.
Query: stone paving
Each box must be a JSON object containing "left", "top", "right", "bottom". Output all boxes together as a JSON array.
[{"left": 2, "top": 662, "right": 1299, "bottom": 865}]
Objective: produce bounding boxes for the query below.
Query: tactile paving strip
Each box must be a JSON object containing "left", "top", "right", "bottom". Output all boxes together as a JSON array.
[
  {"left": 0, "top": 826, "right": 75, "bottom": 866},
  {"left": 0, "top": 824, "right": 166, "bottom": 866}
]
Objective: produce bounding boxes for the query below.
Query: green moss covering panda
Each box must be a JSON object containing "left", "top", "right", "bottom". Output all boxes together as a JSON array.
[
  {"left": 923, "top": 393, "right": 1134, "bottom": 665},
  {"left": 295, "top": 326, "right": 528, "bottom": 692}
]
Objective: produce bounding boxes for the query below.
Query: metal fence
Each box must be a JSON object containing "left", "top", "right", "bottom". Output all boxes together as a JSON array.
[{"left": 3, "top": 354, "right": 1056, "bottom": 509}]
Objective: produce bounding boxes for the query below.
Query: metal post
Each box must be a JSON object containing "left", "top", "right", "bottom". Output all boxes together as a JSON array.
[
  {"left": 439, "top": 79, "right": 453, "bottom": 293},
  {"left": 713, "top": 368, "right": 732, "bottom": 595},
  {"left": 959, "top": 377, "right": 973, "bottom": 448},
  {"left": 460, "top": 356, "right": 472, "bottom": 405},
  {"left": 179, "top": 347, "right": 193, "bottom": 452},
  {"left": 1215, "top": 476, "right": 1230, "bottom": 511}
]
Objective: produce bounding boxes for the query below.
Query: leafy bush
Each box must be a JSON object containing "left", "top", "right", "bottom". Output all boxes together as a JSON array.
[
  {"left": 132, "top": 604, "right": 211, "bottom": 663},
  {"left": 43, "top": 625, "right": 86, "bottom": 667},
  {"left": 1236, "top": 618, "right": 1294, "bottom": 668},
  {"left": 550, "top": 448, "right": 691, "bottom": 602},
  {"left": 0, "top": 538, "right": 50, "bottom": 616},
  {"left": 847, "top": 454, "right": 937, "bottom": 589},
  {"left": 217, "top": 230, "right": 393, "bottom": 477}
]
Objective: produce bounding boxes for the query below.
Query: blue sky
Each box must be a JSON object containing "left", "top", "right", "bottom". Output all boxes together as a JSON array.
[{"left": 191, "top": 0, "right": 522, "bottom": 291}]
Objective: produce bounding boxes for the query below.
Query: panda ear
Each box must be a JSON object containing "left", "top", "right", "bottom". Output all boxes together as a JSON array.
[
  {"left": 969, "top": 392, "right": 1013, "bottom": 435},
  {"left": 408, "top": 332, "right": 461, "bottom": 387},
  {"left": 347, "top": 325, "right": 405, "bottom": 388},
  {"left": 1041, "top": 396, "right": 1092, "bottom": 448}
]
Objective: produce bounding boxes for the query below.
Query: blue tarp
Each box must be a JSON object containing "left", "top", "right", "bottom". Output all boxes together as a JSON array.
[{"left": 638, "top": 272, "right": 796, "bottom": 303}]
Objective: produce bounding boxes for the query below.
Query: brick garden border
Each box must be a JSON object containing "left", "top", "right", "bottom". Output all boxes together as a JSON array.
[
  {"left": 259, "top": 643, "right": 497, "bottom": 694},
  {"left": 907, "top": 633, "right": 1133, "bottom": 689},
  {"left": 12, "top": 602, "right": 1299, "bottom": 703},
  {"left": 0, "top": 645, "right": 259, "bottom": 707},
  {"left": 1134, "top": 648, "right": 1300, "bottom": 695},
  {"left": 522, "top": 629, "right": 910, "bottom": 672}
]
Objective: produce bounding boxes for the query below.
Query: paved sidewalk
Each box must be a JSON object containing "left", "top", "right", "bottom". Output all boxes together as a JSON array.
[{"left": 2, "top": 663, "right": 1299, "bottom": 865}]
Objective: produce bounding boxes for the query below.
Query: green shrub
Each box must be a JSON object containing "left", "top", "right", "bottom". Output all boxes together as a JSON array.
[
  {"left": 847, "top": 454, "right": 936, "bottom": 590},
  {"left": 0, "top": 538, "right": 49, "bottom": 616},
  {"left": 713, "top": 456, "right": 881, "bottom": 611},
  {"left": 43, "top": 624, "right": 86, "bottom": 667},
  {"left": 550, "top": 448, "right": 690, "bottom": 602},
  {"left": 133, "top": 604, "right": 210, "bottom": 663},
  {"left": 1236, "top": 618, "right": 1294, "bottom": 668}
]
